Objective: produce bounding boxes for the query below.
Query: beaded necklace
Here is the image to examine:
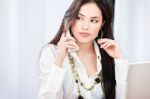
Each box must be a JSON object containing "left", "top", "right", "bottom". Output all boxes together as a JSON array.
[{"left": 68, "top": 53, "right": 102, "bottom": 99}]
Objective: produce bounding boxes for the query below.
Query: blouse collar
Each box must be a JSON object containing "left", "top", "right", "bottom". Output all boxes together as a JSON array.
[
  {"left": 94, "top": 41, "right": 101, "bottom": 60},
  {"left": 70, "top": 41, "right": 101, "bottom": 59},
  {"left": 70, "top": 41, "right": 102, "bottom": 79}
]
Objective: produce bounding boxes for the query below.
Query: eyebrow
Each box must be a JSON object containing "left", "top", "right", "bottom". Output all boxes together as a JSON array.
[{"left": 78, "top": 13, "right": 100, "bottom": 19}]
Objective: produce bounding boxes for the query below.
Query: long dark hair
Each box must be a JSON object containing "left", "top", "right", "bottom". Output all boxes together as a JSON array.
[{"left": 49, "top": 0, "right": 116, "bottom": 99}]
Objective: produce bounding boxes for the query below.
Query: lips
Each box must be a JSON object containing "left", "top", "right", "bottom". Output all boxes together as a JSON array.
[{"left": 79, "top": 32, "right": 90, "bottom": 37}]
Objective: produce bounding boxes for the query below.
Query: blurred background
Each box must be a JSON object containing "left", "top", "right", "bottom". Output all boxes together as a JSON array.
[{"left": 0, "top": 0, "right": 150, "bottom": 99}]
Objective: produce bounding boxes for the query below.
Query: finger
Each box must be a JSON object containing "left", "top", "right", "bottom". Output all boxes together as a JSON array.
[
  {"left": 98, "top": 39, "right": 110, "bottom": 46},
  {"left": 64, "top": 41, "right": 78, "bottom": 47},
  {"left": 65, "top": 42, "right": 79, "bottom": 52},
  {"left": 60, "top": 33, "right": 66, "bottom": 40},
  {"left": 66, "top": 36, "right": 76, "bottom": 42},
  {"left": 64, "top": 44, "right": 77, "bottom": 49},
  {"left": 103, "top": 42, "right": 114, "bottom": 49},
  {"left": 97, "top": 38, "right": 111, "bottom": 44},
  {"left": 61, "top": 37, "right": 75, "bottom": 43},
  {"left": 62, "top": 37, "right": 69, "bottom": 42},
  {"left": 100, "top": 41, "right": 111, "bottom": 48}
]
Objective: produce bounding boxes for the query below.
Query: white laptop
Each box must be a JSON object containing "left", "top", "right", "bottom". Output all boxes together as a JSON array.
[{"left": 127, "top": 61, "right": 150, "bottom": 99}]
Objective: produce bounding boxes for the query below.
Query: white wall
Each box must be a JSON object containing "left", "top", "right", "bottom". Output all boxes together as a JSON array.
[
  {"left": 0, "top": 0, "right": 150, "bottom": 99},
  {"left": 114, "top": 0, "right": 150, "bottom": 62},
  {"left": 0, "top": 0, "right": 71, "bottom": 99}
]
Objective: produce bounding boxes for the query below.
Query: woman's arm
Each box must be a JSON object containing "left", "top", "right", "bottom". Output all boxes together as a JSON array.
[
  {"left": 98, "top": 39, "right": 129, "bottom": 98},
  {"left": 115, "top": 59, "right": 129, "bottom": 99},
  {"left": 38, "top": 44, "right": 66, "bottom": 99}
]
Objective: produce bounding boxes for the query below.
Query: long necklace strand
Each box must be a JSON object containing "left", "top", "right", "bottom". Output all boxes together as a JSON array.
[{"left": 68, "top": 53, "right": 102, "bottom": 99}]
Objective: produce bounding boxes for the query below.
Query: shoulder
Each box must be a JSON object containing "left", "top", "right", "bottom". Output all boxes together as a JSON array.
[
  {"left": 39, "top": 44, "right": 57, "bottom": 62},
  {"left": 41, "top": 43, "right": 57, "bottom": 54},
  {"left": 42, "top": 43, "right": 56, "bottom": 51}
]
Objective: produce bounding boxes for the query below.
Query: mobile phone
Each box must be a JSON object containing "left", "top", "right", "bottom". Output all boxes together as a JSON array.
[{"left": 66, "top": 30, "right": 79, "bottom": 53}]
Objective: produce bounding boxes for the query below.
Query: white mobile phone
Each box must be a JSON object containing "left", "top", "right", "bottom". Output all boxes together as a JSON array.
[
  {"left": 66, "top": 30, "right": 79, "bottom": 53},
  {"left": 66, "top": 30, "right": 71, "bottom": 37}
]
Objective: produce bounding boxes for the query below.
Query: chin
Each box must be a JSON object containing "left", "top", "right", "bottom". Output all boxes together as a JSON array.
[{"left": 76, "top": 38, "right": 94, "bottom": 44}]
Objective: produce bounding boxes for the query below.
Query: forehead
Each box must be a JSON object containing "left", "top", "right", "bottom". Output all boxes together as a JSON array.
[{"left": 79, "top": 2, "right": 102, "bottom": 17}]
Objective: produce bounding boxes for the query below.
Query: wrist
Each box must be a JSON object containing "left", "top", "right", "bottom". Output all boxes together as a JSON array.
[
  {"left": 54, "top": 56, "right": 64, "bottom": 67},
  {"left": 114, "top": 53, "right": 124, "bottom": 59}
]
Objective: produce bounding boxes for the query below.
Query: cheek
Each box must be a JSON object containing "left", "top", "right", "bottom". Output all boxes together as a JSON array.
[
  {"left": 71, "top": 26, "right": 76, "bottom": 37},
  {"left": 92, "top": 25, "right": 101, "bottom": 36},
  {"left": 71, "top": 22, "right": 80, "bottom": 35}
]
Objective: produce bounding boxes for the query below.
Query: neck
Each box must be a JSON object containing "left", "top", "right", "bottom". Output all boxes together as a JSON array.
[{"left": 77, "top": 41, "right": 95, "bottom": 55}]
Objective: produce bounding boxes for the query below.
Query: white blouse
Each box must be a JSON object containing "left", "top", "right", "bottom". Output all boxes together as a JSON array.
[{"left": 38, "top": 42, "right": 129, "bottom": 99}]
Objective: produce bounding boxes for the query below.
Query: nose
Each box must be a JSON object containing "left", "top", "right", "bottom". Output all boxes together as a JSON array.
[{"left": 82, "top": 21, "right": 89, "bottom": 30}]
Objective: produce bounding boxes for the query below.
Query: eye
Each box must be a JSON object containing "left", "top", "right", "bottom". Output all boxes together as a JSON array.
[
  {"left": 90, "top": 19, "right": 99, "bottom": 23},
  {"left": 76, "top": 16, "right": 83, "bottom": 21}
]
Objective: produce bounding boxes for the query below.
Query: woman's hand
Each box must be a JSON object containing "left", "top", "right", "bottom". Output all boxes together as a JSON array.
[
  {"left": 54, "top": 33, "right": 78, "bottom": 66},
  {"left": 97, "top": 38, "right": 124, "bottom": 59}
]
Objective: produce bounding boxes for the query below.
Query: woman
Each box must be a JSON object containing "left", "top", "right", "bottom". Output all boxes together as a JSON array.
[{"left": 38, "top": 0, "right": 128, "bottom": 99}]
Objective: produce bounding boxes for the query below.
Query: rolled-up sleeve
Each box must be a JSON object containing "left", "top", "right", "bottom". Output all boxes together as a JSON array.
[
  {"left": 38, "top": 45, "right": 66, "bottom": 99},
  {"left": 115, "top": 59, "right": 129, "bottom": 99}
]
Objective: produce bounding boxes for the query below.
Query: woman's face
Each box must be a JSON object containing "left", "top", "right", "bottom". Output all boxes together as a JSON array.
[{"left": 71, "top": 2, "right": 103, "bottom": 44}]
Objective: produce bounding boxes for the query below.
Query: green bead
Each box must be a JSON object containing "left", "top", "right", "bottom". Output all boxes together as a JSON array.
[
  {"left": 75, "top": 79, "right": 78, "bottom": 83},
  {"left": 78, "top": 95, "right": 84, "bottom": 99},
  {"left": 95, "top": 78, "right": 100, "bottom": 83},
  {"left": 80, "top": 82, "right": 83, "bottom": 86}
]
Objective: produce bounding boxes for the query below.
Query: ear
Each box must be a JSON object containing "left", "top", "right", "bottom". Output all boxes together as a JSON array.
[
  {"left": 99, "top": 21, "right": 105, "bottom": 30},
  {"left": 101, "top": 20, "right": 105, "bottom": 27}
]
